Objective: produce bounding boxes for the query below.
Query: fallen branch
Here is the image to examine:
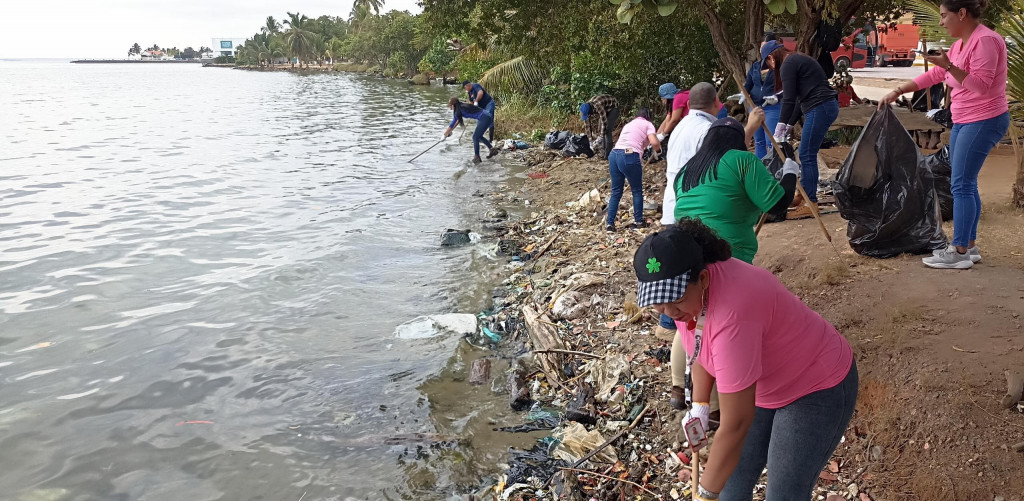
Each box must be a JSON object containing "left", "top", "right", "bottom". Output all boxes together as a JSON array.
[
  {"left": 569, "top": 404, "right": 649, "bottom": 469},
  {"left": 532, "top": 231, "right": 561, "bottom": 260},
  {"left": 533, "top": 349, "right": 604, "bottom": 359},
  {"left": 557, "top": 467, "right": 659, "bottom": 497}
]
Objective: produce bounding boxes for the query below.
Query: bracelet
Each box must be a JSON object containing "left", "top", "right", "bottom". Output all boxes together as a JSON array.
[
  {"left": 893, "top": 86, "right": 903, "bottom": 95},
  {"left": 698, "top": 484, "right": 720, "bottom": 499}
]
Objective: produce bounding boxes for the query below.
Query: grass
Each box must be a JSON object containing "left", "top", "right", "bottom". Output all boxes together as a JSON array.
[
  {"left": 334, "top": 62, "right": 370, "bottom": 73},
  {"left": 493, "top": 94, "right": 572, "bottom": 140}
]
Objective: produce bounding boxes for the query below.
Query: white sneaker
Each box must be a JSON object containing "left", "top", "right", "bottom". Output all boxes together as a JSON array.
[
  {"left": 933, "top": 245, "right": 982, "bottom": 263},
  {"left": 923, "top": 246, "right": 974, "bottom": 269}
]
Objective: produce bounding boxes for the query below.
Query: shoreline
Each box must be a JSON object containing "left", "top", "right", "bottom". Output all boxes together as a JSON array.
[{"left": 464, "top": 144, "right": 1024, "bottom": 500}]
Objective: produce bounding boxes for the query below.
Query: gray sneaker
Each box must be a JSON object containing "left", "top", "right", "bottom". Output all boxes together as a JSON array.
[
  {"left": 923, "top": 246, "right": 974, "bottom": 269},
  {"left": 933, "top": 245, "right": 982, "bottom": 263}
]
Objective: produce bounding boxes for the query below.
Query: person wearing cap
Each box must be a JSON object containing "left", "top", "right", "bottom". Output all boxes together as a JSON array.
[
  {"left": 656, "top": 83, "right": 689, "bottom": 140},
  {"left": 762, "top": 40, "right": 839, "bottom": 220},
  {"left": 743, "top": 33, "right": 782, "bottom": 159},
  {"left": 444, "top": 97, "right": 499, "bottom": 164},
  {"left": 633, "top": 218, "right": 857, "bottom": 501},
  {"left": 464, "top": 80, "right": 495, "bottom": 141},
  {"left": 606, "top": 108, "right": 663, "bottom": 232},
  {"left": 579, "top": 94, "right": 620, "bottom": 160}
]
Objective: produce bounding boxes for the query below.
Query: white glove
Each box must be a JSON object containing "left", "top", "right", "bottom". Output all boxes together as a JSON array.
[
  {"left": 763, "top": 95, "right": 779, "bottom": 106},
  {"left": 728, "top": 93, "right": 744, "bottom": 104},
  {"left": 782, "top": 158, "right": 800, "bottom": 177},
  {"left": 473, "top": 101, "right": 479, "bottom": 106},
  {"left": 682, "top": 402, "right": 710, "bottom": 440},
  {"left": 773, "top": 123, "right": 792, "bottom": 143},
  {"left": 656, "top": 133, "right": 665, "bottom": 142}
]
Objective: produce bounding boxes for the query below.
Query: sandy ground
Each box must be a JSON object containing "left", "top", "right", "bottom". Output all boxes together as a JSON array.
[{"left": 481, "top": 142, "right": 1024, "bottom": 500}]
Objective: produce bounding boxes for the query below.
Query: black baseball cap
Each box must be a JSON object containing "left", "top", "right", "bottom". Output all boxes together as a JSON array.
[
  {"left": 710, "top": 117, "right": 744, "bottom": 135},
  {"left": 633, "top": 227, "right": 704, "bottom": 307}
]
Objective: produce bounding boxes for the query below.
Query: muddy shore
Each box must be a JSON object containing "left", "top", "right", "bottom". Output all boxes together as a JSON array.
[{"left": 459, "top": 144, "right": 1024, "bottom": 500}]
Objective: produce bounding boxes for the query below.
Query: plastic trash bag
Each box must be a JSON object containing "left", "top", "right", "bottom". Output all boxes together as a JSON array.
[
  {"left": 561, "top": 134, "right": 594, "bottom": 158},
  {"left": 552, "top": 422, "right": 618, "bottom": 463},
  {"left": 832, "top": 107, "right": 947, "bottom": 258},
  {"left": 761, "top": 142, "right": 798, "bottom": 181},
  {"left": 544, "top": 130, "right": 571, "bottom": 150},
  {"left": 922, "top": 145, "right": 954, "bottom": 221}
]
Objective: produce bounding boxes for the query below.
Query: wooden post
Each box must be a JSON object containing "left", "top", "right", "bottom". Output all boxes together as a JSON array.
[{"left": 922, "top": 38, "right": 932, "bottom": 111}]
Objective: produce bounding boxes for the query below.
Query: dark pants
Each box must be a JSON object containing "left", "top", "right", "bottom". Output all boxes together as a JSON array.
[
  {"left": 601, "top": 107, "right": 620, "bottom": 160},
  {"left": 484, "top": 101, "right": 496, "bottom": 141},
  {"left": 607, "top": 150, "right": 644, "bottom": 226},
  {"left": 798, "top": 99, "right": 839, "bottom": 202},
  {"left": 473, "top": 112, "right": 495, "bottom": 158},
  {"left": 949, "top": 112, "right": 1010, "bottom": 247},
  {"left": 720, "top": 362, "right": 858, "bottom": 501}
]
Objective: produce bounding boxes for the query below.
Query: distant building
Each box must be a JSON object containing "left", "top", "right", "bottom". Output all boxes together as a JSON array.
[
  {"left": 141, "top": 50, "right": 167, "bottom": 61},
  {"left": 211, "top": 38, "right": 246, "bottom": 57}
]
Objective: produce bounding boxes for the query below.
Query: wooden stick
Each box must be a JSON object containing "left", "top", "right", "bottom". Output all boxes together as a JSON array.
[
  {"left": 408, "top": 137, "right": 445, "bottom": 163},
  {"left": 558, "top": 467, "right": 660, "bottom": 497},
  {"left": 567, "top": 404, "right": 649, "bottom": 470},
  {"left": 922, "top": 38, "right": 932, "bottom": 111},
  {"left": 691, "top": 449, "right": 700, "bottom": 501},
  {"left": 734, "top": 81, "right": 834, "bottom": 245},
  {"left": 533, "top": 349, "right": 604, "bottom": 359}
]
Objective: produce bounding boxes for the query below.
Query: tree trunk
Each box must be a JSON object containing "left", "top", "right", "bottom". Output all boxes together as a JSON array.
[
  {"left": 743, "top": 0, "right": 765, "bottom": 64},
  {"left": 695, "top": 0, "right": 746, "bottom": 85},
  {"left": 1015, "top": 157, "right": 1024, "bottom": 208}
]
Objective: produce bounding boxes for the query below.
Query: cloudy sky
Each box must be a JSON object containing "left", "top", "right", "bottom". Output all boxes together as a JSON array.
[{"left": 0, "top": 0, "right": 422, "bottom": 59}]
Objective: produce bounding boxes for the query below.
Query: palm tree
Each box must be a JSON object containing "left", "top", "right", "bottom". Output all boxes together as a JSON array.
[
  {"left": 128, "top": 43, "right": 142, "bottom": 56},
  {"left": 478, "top": 56, "right": 546, "bottom": 98},
  {"left": 354, "top": 0, "right": 384, "bottom": 15},
  {"left": 263, "top": 15, "right": 281, "bottom": 35},
  {"left": 349, "top": 4, "right": 371, "bottom": 32}
]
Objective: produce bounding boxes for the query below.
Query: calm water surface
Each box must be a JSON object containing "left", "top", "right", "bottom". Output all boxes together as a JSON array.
[{"left": 0, "top": 61, "right": 526, "bottom": 500}]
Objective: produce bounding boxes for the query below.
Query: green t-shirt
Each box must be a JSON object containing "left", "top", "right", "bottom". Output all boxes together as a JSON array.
[{"left": 673, "top": 150, "right": 784, "bottom": 264}]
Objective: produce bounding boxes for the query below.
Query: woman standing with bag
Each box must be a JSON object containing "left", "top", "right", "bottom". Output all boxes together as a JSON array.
[
  {"left": 606, "top": 108, "right": 663, "bottom": 231},
  {"left": 762, "top": 40, "right": 839, "bottom": 220},
  {"left": 878, "top": 0, "right": 1008, "bottom": 270},
  {"left": 632, "top": 219, "right": 857, "bottom": 500}
]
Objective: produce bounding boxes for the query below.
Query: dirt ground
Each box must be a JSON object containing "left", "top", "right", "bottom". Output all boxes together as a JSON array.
[{"left": 482, "top": 143, "right": 1024, "bottom": 500}]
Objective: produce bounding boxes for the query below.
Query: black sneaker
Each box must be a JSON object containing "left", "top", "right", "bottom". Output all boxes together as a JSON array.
[
  {"left": 631, "top": 221, "right": 649, "bottom": 229},
  {"left": 605, "top": 224, "right": 616, "bottom": 232},
  {"left": 472, "top": 156, "right": 482, "bottom": 164},
  {"left": 487, "top": 147, "right": 500, "bottom": 159}
]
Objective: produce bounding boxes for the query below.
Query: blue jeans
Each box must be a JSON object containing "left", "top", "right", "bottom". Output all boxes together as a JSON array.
[
  {"left": 473, "top": 112, "right": 494, "bottom": 158},
  {"left": 607, "top": 150, "right": 644, "bottom": 226},
  {"left": 949, "top": 112, "right": 1010, "bottom": 247},
  {"left": 754, "top": 103, "right": 782, "bottom": 159},
  {"left": 484, "top": 101, "right": 496, "bottom": 141},
  {"left": 720, "top": 362, "right": 858, "bottom": 501},
  {"left": 798, "top": 99, "right": 839, "bottom": 202},
  {"left": 659, "top": 314, "right": 675, "bottom": 329}
]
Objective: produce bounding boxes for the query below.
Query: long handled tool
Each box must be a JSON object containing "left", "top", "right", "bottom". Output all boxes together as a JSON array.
[
  {"left": 683, "top": 418, "right": 708, "bottom": 501},
  {"left": 733, "top": 82, "right": 835, "bottom": 249},
  {"left": 408, "top": 137, "right": 446, "bottom": 163}
]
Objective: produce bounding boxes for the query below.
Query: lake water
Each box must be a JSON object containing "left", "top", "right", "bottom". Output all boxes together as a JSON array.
[{"left": 0, "top": 61, "right": 527, "bottom": 500}]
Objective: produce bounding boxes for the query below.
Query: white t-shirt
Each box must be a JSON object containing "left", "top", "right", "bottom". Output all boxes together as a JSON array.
[{"left": 661, "top": 110, "right": 716, "bottom": 225}]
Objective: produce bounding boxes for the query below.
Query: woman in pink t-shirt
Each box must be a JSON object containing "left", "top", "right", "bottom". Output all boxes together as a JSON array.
[
  {"left": 878, "top": 0, "right": 1009, "bottom": 270},
  {"left": 606, "top": 108, "right": 663, "bottom": 231},
  {"left": 633, "top": 218, "right": 857, "bottom": 500}
]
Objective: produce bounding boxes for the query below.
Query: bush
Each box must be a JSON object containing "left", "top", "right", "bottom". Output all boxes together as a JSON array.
[
  {"left": 454, "top": 47, "right": 501, "bottom": 83},
  {"left": 214, "top": 56, "right": 236, "bottom": 64},
  {"left": 366, "top": 65, "right": 381, "bottom": 74},
  {"left": 334, "top": 62, "right": 370, "bottom": 72}
]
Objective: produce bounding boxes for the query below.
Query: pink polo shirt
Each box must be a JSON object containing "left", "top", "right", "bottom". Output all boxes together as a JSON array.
[
  {"left": 678, "top": 258, "right": 853, "bottom": 409},
  {"left": 614, "top": 117, "right": 656, "bottom": 152},
  {"left": 912, "top": 24, "right": 1008, "bottom": 124}
]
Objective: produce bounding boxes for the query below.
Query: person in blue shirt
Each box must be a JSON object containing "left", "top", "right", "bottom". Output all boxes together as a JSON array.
[
  {"left": 463, "top": 81, "right": 495, "bottom": 141},
  {"left": 444, "top": 98, "right": 499, "bottom": 163},
  {"left": 744, "top": 32, "right": 782, "bottom": 159}
]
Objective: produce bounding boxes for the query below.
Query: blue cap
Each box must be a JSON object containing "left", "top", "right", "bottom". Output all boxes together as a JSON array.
[
  {"left": 579, "top": 102, "right": 592, "bottom": 121},
  {"left": 761, "top": 40, "right": 784, "bottom": 64},
  {"left": 658, "top": 83, "right": 679, "bottom": 100}
]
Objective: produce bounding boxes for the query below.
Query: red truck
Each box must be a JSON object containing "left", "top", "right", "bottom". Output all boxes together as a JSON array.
[
  {"left": 781, "top": 30, "right": 868, "bottom": 71},
  {"left": 873, "top": 24, "right": 920, "bottom": 67}
]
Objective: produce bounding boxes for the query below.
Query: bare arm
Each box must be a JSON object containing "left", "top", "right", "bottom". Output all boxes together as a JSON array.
[
  {"left": 744, "top": 107, "right": 765, "bottom": 144},
  {"left": 662, "top": 107, "right": 685, "bottom": 135},
  {"left": 691, "top": 362, "right": 715, "bottom": 404},
  {"left": 699, "top": 384, "right": 757, "bottom": 493},
  {"left": 648, "top": 133, "right": 662, "bottom": 154}
]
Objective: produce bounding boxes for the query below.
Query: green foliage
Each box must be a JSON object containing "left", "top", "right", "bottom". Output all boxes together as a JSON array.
[
  {"left": 420, "top": 38, "right": 456, "bottom": 75},
  {"left": 479, "top": 56, "right": 546, "bottom": 98},
  {"left": 454, "top": 47, "right": 502, "bottom": 83},
  {"left": 999, "top": 0, "right": 1024, "bottom": 113},
  {"left": 213, "top": 56, "right": 235, "bottom": 64}
]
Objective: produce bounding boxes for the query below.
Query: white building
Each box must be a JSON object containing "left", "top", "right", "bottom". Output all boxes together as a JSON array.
[{"left": 211, "top": 37, "right": 247, "bottom": 57}]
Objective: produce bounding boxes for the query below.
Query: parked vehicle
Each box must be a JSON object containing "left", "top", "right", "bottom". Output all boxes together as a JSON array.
[
  {"left": 781, "top": 29, "right": 868, "bottom": 71},
  {"left": 876, "top": 24, "right": 920, "bottom": 67}
]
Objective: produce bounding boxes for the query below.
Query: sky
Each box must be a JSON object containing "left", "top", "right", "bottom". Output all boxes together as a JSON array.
[{"left": 0, "top": 0, "right": 422, "bottom": 59}]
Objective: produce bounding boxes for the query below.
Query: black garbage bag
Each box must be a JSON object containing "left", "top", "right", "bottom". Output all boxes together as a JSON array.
[
  {"left": 922, "top": 145, "right": 954, "bottom": 221},
  {"left": 930, "top": 108, "right": 954, "bottom": 129},
  {"left": 832, "top": 107, "right": 947, "bottom": 258},
  {"left": 544, "top": 130, "right": 571, "bottom": 150},
  {"left": 561, "top": 134, "right": 594, "bottom": 158},
  {"left": 761, "top": 142, "right": 798, "bottom": 181}
]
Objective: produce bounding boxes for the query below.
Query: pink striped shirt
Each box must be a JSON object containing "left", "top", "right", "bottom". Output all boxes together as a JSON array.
[{"left": 912, "top": 24, "right": 1008, "bottom": 124}]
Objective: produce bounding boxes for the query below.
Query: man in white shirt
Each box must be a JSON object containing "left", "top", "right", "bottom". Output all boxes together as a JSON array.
[{"left": 660, "top": 82, "right": 764, "bottom": 225}]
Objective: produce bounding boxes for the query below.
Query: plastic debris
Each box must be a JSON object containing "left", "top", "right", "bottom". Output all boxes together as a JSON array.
[{"left": 552, "top": 422, "right": 617, "bottom": 463}]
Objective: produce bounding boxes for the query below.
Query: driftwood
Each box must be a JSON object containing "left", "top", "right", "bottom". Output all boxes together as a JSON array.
[
  {"left": 523, "top": 305, "right": 567, "bottom": 390},
  {"left": 565, "top": 382, "right": 597, "bottom": 425},
  {"left": 469, "top": 358, "right": 491, "bottom": 386},
  {"left": 508, "top": 358, "right": 532, "bottom": 411},
  {"left": 1001, "top": 370, "right": 1024, "bottom": 409}
]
